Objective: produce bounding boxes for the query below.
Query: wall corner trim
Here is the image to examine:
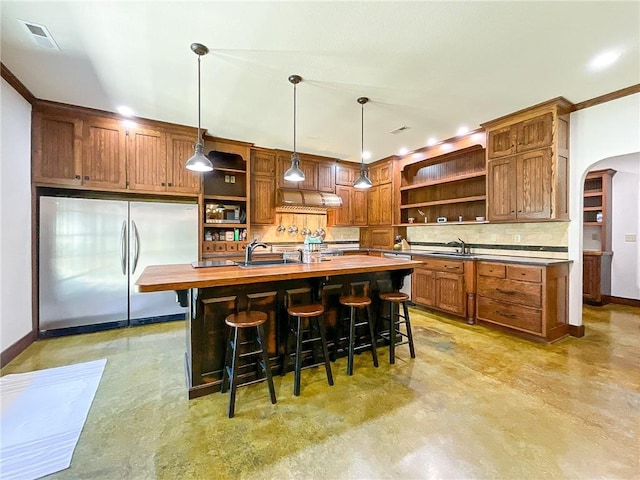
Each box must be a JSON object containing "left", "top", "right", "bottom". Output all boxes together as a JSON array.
[
  {"left": 1, "top": 330, "right": 37, "bottom": 368},
  {"left": 1, "top": 63, "right": 36, "bottom": 104}
]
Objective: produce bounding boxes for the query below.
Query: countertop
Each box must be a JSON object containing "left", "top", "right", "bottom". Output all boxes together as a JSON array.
[
  {"left": 135, "top": 254, "right": 422, "bottom": 293},
  {"left": 378, "top": 249, "right": 572, "bottom": 266}
]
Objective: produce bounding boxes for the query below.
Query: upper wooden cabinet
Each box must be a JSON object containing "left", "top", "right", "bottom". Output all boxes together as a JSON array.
[
  {"left": 276, "top": 151, "right": 335, "bottom": 192},
  {"left": 335, "top": 163, "right": 359, "bottom": 186},
  {"left": 250, "top": 149, "right": 277, "bottom": 225},
  {"left": 329, "top": 185, "right": 367, "bottom": 227},
  {"left": 369, "top": 159, "right": 393, "bottom": 185},
  {"left": 32, "top": 104, "right": 201, "bottom": 194},
  {"left": 482, "top": 98, "right": 572, "bottom": 222},
  {"left": 317, "top": 162, "right": 335, "bottom": 192}
]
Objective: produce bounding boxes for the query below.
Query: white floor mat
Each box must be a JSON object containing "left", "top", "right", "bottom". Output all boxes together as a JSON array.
[{"left": 0, "top": 358, "right": 106, "bottom": 480}]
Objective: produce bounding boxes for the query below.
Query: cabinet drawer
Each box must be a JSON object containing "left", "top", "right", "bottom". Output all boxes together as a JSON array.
[
  {"left": 203, "top": 241, "right": 216, "bottom": 252},
  {"left": 477, "top": 263, "right": 505, "bottom": 278},
  {"left": 214, "top": 243, "right": 226, "bottom": 252},
  {"left": 507, "top": 265, "right": 542, "bottom": 283},
  {"left": 421, "top": 258, "right": 464, "bottom": 273},
  {"left": 477, "top": 276, "right": 542, "bottom": 308},
  {"left": 477, "top": 297, "right": 542, "bottom": 334},
  {"left": 226, "top": 243, "right": 238, "bottom": 252}
]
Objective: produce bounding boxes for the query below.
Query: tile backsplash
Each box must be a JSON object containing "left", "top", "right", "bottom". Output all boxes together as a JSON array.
[{"left": 251, "top": 213, "right": 359, "bottom": 243}]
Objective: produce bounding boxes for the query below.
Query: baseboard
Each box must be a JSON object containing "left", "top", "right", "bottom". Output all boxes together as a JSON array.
[
  {"left": 569, "top": 324, "right": 586, "bottom": 338},
  {"left": 1, "top": 329, "right": 37, "bottom": 368},
  {"left": 603, "top": 296, "right": 640, "bottom": 307}
]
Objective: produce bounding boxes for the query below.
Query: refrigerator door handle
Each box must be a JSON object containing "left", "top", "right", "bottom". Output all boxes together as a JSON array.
[
  {"left": 120, "top": 220, "right": 127, "bottom": 275},
  {"left": 132, "top": 220, "right": 141, "bottom": 275}
]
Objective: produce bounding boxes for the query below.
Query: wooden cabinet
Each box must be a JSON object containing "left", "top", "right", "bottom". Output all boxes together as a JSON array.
[
  {"left": 352, "top": 189, "right": 367, "bottom": 225},
  {"left": 583, "top": 252, "right": 612, "bottom": 305},
  {"left": 412, "top": 258, "right": 465, "bottom": 316},
  {"left": 127, "top": 125, "right": 167, "bottom": 192},
  {"left": 335, "top": 163, "right": 359, "bottom": 186},
  {"left": 166, "top": 132, "right": 202, "bottom": 193},
  {"left": 367, "top": 186, "right": 380, "bottom": 225},
  {"left": 330, "top": 185, "right": 368, "bottom": 227},
  {"left": 251, "top": 149, "right": 276, "bottom": 225},
  {"left": 487, "top": 148, "right": 552, "bottom": 221},
  {"left": 482, "top": 98, "right": 572, "bottom": 223},
  {"left": 81, "top": 117, "right": 127, "bottom": 189},
  {"left": 32, "top": 111, "right": 83, "bottom": 186},
  {"left": 369, "top": 158, "right": 393, "bottom": 186},
  {"left": 366, "top": 183, "right": 393, "bottom": 226},
  {"left": 476, "top": 261, "right": 569, "bottom": 341},
  {"left": 400, "top": 145, "right": 486, "bottom": 224},
  {"left": 276, "top": 153, "right": 335, "bottom": 191},
  {"left": 317, "top": 161, "right": 335, "bottom": 192}
]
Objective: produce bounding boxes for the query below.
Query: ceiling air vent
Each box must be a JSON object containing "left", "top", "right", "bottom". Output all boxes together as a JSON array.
[
  {"left": 389, "top": 125, "right": 411, "bottom": 135},
  {"left": 18, "top": 20, "right": 60, "bottom": 50}
]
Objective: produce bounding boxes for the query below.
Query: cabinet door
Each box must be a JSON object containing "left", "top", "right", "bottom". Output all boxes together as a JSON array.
[
  {"left": 127, "top": 126, "right": 167, "bottom": 192},
  {"left": 487, "top": 125, "right": 516, "bottom": 159},
  {"left": 333, "top": 185, "right": 352, "bottom": 226},
  {"left": 516, "top": 149, "right": 551, "bottom": 220},
  {"left": 251, "top": 150, "right": 276, "bottom": 176},
  {"left": 298, "top": 159, "right": 318, "bottom": 190},
  {"left": 379, "top": 183, "right": 393, "bottom": 224},
  {"left": 317, "top": 162, "right": 335, "bottom": 192},
  {"left": 352, "top": 189, "right": 368, "bottom": 226},
  {"left": 336, "top": 164, "right": 355, "bottom": 185},
  {"left": 251, "top": 176, "right": 276, "bottom": 224},
  {"left": 367, "top": 186, "right": 380, "bottom": 225},
  {"left": 436, "top": 272, "right": 465, "bottom": 315},
  {"left": 487, "top": 157, "right": 517, "bottom": 221},
  {"left": 583, "top": 254, "right": 601, "bottom": 302},
  {"left": 82, "top": 117, "right": 127, "bottom": 189},
  {"left": 412, "top": 268, "right": 436, "bottom": 307},
  {"left": 277, "top": 155, "right": 300, "bottom": 189},
  {"left": 370, "top": 160, "right": 392, "bottom": 185},
  {"left": 166, "top": 133, "right": 201, "bottom": 194},
  {"left": 516, "top": 113, "right": 552, "bottom": 153},
  {"left": 32, "top": 112, "right": 83, "bottom": 185}
]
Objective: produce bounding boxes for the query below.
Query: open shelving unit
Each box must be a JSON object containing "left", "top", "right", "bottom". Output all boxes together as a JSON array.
[{"left": 399, "top": 145, "right": 487, "bottom": 225}]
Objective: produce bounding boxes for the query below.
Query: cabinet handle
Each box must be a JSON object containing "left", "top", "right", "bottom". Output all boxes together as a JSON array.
[
  {"left": 496, "top": 288, "right": 516, "bottom": 295},
  {"left": 496, "top": 310, "right": 517, "bottom": 319},
  {"left": 161, "top": 182, "right": 166, "bottom": 186},
  {"left": 83, "top": 175, "right": 90, "bottom": 180},
  {"left": 445, "top": 265, "right": 457, "bottom": 269},
  {"left": 168, "top": 182, "right": 172, "bottom": 187},
  {"left": 75, "top": 175, "right": 81, "bottom": 180}
]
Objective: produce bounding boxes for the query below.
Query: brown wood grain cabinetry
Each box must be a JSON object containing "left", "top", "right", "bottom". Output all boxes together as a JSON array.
[
  {"left": 166, "top": 133, "right": 202, "bottom": 193},
  {"left": 399, "top": 145, "right": 487, "bottom": 225},
  {"left": 276, "top": 153, "right": 336, "bottom": 192},
  {"left": 335, "top": 163, "right": 359, "bottom": 186},
  {"left": 81, "top": 117, "right": 127, "bottom": 189},
  {"left": 127, "top": 125, "right": 167, "bottom": 192},
  {"left": 482, "top": 98, "right": 572, "bottom": 223},
  {"left": 250, "top": 149, "right": 276, "bottom": 225},
  {"left": 317, "top": 161, "right": 335, "bottom": 192},
  {"left": 476, "top": 261, "right": 569, "bottom": 341},
  {"left": 412, "top": 258, "right": 465, "bottom": 316},
  {"left": 352, "top": 189, "right": 367, "bottom": 225},
  {"left": 330, "top": 185, "right": 368, "bottom": 227},
  {"left": 367, "top": 183, "right": 393, "bottom": 226},
  {"left": 583, "top": 252, "right": 612, "bottom": 305},
  {"left": 369, "top": 159, "right": 393, "bottom": 186},
  {"left": 32, "top": 111, "right": 83, "bottom": 185}
]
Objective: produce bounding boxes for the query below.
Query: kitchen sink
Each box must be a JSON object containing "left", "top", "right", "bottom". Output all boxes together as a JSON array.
[{"left": 236, "top": 259, "right": 301, "bottom": 268}]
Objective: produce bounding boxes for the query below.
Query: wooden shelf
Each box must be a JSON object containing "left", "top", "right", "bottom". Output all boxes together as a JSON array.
[
  {"left": 204, "top": 195, "right": 247, "bottom": 202},
  {"left": 213, "top": 167, "right": 246, "bottom": 174},
  {"left": 203, "top": 223, "right": 246, "bottom": 229},
  {"left": 583, "top": 191, "right": 603, "bottom": 197},
  {"left": 583, "top": 206, "right": 603, "bottom": 212},
  {"left": 584, "top": 222, "right": 603, "bottom": 227},
  {"left": 400, "top": 195, "right": 486, "bottom": 209},
  {"left": 400, "top": 171, "right": 486, "bottom": 191}
]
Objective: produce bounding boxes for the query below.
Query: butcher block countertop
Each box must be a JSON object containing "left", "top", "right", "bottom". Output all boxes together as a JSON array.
[{"left": 135, "top": 255, "right": 423, "bottom": 293}]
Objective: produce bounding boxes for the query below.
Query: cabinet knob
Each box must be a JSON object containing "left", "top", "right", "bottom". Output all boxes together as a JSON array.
[
  {"left": 75, "top": 175, "right": 81, "bottom": 180},
  {"left": 161, "top": 182, "right": 166, "bottom": 186},
  {"left": 168, "top": 182, "right": 172, "bottom": 187},
  {"left": 83, "top": 176, "right": 89, "bottom": 180}
]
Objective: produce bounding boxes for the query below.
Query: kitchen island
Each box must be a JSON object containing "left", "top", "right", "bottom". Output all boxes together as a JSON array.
[{"left": 136, "top": 255, "right": 422, "bottom": 398}]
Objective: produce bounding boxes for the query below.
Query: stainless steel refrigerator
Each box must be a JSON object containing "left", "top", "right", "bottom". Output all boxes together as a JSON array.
[{"left": 39, "top": 196, "right": 198, "bottom": 336}]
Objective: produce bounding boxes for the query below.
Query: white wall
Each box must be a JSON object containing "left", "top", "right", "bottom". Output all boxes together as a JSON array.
[
  {"left": 587, "top": 154, "right": 640, "bottom": 299},
  {"left": 569, "top": 93, "right": 640, "bottom": 324},
  {"left": 0, "top": 78, "right": 33, "bottom": 351}
]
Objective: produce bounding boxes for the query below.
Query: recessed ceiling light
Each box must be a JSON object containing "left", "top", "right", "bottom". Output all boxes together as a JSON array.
[
  {"left": 122, "top": 120, "right": 137, "bottom": 129},
  {"left": 457, "top": 126, "right": 469, "bottom": 136},
  {"left": 426, "top": 137, "right": 438, "bottom": 146},
  {"left": 398, "top": 147, "right": 408, "bottom": 156},
  {"left": 117, "top": 106, "right": 135, "bottom": 117},
  {"left": 589, "top": 50, "right": 622, "bottom": 71}
]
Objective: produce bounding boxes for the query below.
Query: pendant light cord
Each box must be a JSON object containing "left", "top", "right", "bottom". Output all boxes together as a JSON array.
[
  {"left": 197, "top": 54, "right": 201, "bottom": 144},
  {"left": 361, "top": 101, "right": 364, "bottom": 167},
  {"left": 293, "top": 81, "right": 297, "bottom": 154}
]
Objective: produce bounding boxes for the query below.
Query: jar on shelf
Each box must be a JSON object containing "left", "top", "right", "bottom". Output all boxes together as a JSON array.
[{"left": 596, "top": 211, "right": 603, "bottom": 222}]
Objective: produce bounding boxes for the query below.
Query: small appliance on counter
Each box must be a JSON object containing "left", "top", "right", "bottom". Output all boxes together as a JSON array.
[{"left": 302, "top": 235, "right": 323, "bottom": 263}]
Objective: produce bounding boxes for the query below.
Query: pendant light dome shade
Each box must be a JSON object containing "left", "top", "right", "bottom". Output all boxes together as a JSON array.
[
  {"left": 185, "top": 43, "right": 213, "bottom": 172},
  {"left": 354, "top": 97, "right": 373, "bottom": 189},
  {"left": 284, "top": 74, "right": 306, "bottom": 182}
]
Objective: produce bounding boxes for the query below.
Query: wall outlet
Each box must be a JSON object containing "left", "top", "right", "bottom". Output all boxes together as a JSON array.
[
  {"left": 224, "top": 175, "right": 230, "bottom": 183},
  {"left": 514, "top": 234, "right": 521, "bottom": 243},
  {"left": 624, "top": 234, "right": 637, "bottom": 243},
  {"left": 230, "top": 175, "right": 236, "bottom": 184}
]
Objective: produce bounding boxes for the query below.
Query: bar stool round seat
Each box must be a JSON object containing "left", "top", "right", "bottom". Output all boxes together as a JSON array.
[
  {"left": 378, "top": 291, "right": 416, "bottom": 364},
  {"left": 221, "top": 310, "right": 276, "bottom": 418},
  {"left": 337, "top": 295, "right": 378, "bottom": 375},
  {"left": 283, "top": 302, "right": 333, "bottom": 396},
  {"left": 225, "top": 311, "right": 267, "bottom": 328}
]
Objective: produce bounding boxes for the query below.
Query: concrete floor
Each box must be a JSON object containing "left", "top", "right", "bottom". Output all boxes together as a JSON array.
[{"left": 2, "top": 304, "right": 639, "bottom": 479}]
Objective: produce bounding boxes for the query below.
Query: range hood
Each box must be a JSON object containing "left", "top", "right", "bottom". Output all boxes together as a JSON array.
[{"left": 277, "top": 188, "right": 343, "bottom": 210}]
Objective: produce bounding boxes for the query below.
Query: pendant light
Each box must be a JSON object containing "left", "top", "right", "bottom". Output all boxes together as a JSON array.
[
  {"left": 353, "top": 97, "right": 373, "bottom": 189},
  {"left": 283, "top": 74, "right": 305, "bottom": 182},
  {"left": 185, "top": 43, "right": 213, "bottom": 172}
]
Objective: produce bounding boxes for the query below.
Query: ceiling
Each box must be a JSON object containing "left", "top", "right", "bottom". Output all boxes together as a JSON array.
[{"left": 1, "top": 1, "right": 639, "bottom": 164}]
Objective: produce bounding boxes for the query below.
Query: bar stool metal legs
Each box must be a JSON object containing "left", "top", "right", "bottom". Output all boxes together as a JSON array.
[
  {"left": 338, "top": 295, "right": 379, "bottom": 376},
  {"left": 221, "top": 311, "right": 276, "bottom": 418}
]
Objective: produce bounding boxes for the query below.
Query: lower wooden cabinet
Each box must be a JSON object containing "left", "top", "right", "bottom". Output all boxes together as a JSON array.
[
  {"left": 583, "top": 252, "right": 612, "bottom": 304},
  {"left": 476, "top": 261, "right": 569, "bottom": 341},
  {"left": 412, "top": 258, "right": 465, "bottom": 316}
]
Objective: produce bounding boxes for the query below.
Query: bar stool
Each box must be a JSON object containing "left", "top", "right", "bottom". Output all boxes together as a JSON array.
[
  {"left": 379, "top": 292, "right": 416, "bottom": 364},
  {"left": 282, "top": 302, "right": 334, "bottom": 396},
  {"left": 337, "top": 290, "right": 379, "bottom": 376},
  {"left": 221, "top": 311, "right": 276, "bottom": 418}
]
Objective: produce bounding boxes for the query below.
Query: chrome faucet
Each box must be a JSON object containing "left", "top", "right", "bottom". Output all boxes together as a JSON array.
[{"left": 245, "top": 239, "right": 268, "bottom": 264}]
